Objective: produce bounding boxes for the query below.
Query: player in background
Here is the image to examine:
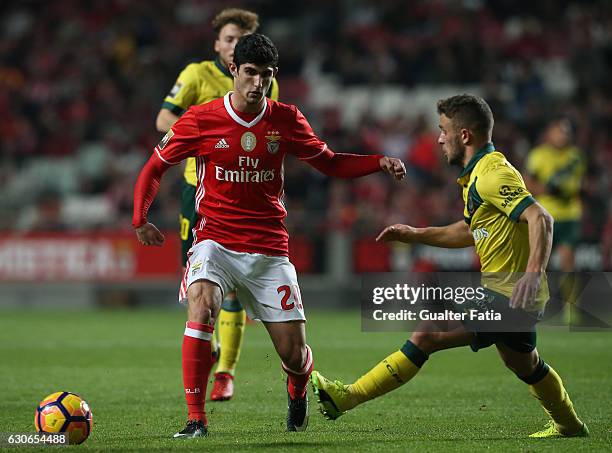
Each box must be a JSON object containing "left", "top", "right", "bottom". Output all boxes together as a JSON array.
[
  {"left": 524, "top": 119, "right": 585, "bottom": 316},
  {"left": 311, "top": 95, "right": 588, "bottom": 439},
  {"left": 156, "top": 8, "right": 279, "bottom": 402},
  {"left": 525, "top": 118, "right": 585, "bottom": 272},
  {"left": 134, "top": 33, "right": 406, "bottom": 437}
]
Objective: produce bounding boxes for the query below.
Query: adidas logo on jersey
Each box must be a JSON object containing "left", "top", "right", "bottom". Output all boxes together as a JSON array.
[{"left": 215, "top": 139, "right": 229, "bottom": 149}]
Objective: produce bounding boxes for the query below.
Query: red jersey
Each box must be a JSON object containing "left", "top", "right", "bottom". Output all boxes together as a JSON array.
[
  {"left": 156, "top": 93, "right": 332, "bottom": 255},
  {"left": 136, "top": 92, "right": 382, "bottom": 256}
]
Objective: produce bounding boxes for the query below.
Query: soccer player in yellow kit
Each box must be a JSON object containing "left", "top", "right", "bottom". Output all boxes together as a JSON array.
[
  {"left": 156, "top": 8, "right": 279, "bottom": 401},
  {"left": 311, "top": 95, "right": 588, "bottom": 438},
  {"left": 525, "top": 118, "right": 585, "bottom": 272}
]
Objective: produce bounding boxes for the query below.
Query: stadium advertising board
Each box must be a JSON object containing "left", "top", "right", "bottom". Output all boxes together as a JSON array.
[{"left": 0, "top": 233, "right": 181, "bottom": 282}]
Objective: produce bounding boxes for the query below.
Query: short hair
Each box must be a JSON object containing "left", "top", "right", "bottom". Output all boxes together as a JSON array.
[
  {"left": 437, "top": 94, "right": 494, "bottom": 137},
  {"left": 233, "top": 33, "right": 279, "bottom": 68},
  {"left": 548, "top": 115, "right": 573, "bottom": 133},
  {"left": 212, "top": 8, "right": 259, "bottom": 34}
]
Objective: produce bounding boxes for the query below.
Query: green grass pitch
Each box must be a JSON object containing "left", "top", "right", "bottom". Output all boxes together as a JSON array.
[{"left": 1, "top": 308, "right": 610, "bottom": 452}]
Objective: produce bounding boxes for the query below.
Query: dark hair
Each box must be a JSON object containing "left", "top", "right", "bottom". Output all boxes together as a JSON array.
[
  {"left": 437, "top": 94, "right": 494, "bottom": 138},
  {"left": 548, "top": 115, "right": 573, "bottom": 133},
  {"left": 233, "top": 33, "right": 278, "bottom": 68},
  {"left": 212, "top": 8, "right": 259, "bottom": 34}
]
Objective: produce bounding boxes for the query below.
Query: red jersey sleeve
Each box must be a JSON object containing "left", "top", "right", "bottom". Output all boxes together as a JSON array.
[
  {"left": 287, "top": 107, "right": 328, "bottom": 160},
  {"left": 155, "top": 107, "right": 202, "bottom": 164},
  {"left": 132, "top": 154, "right": 170, "bottom": 228}
]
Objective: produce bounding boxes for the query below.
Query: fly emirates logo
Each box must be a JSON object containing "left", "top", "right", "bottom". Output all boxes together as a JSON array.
[{"left": 215, "top": 156, "right": 275, "bottom": 183}]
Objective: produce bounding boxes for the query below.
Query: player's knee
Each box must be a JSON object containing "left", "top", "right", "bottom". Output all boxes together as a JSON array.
[
  {"left": 187, "top": 282, "right": 221, "bottom": 324},
  {"left": 280, "top": 344, "right": 306, "bottom": 372},
  {"left": 188, "top": 301, "right": 212, "bottom": 324},
  {"left": 409, "top": 331, "right": 443, "bottom": 354}
]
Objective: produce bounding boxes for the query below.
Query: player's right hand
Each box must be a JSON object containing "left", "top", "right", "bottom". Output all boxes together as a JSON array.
[
  {"left": 135, "top": 222, "right": 165, "bottom": 247},
  {"left": 376, "top": 224, "right": 417, "bottom": 243}
]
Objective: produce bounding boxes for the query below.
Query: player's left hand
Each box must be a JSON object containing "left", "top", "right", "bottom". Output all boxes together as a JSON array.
[
  {"left": 135, "top": 222, "right": 165, "bottom": 247},
  {"left": 379, "top": 157, "right": 406, "bottom": 180},
  {"left": 509, "top": 272, "right": 541, "bottom": 310}
]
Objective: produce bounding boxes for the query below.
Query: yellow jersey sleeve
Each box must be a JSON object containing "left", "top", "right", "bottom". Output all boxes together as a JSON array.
[
  {"left": 162, "top": 63, "right": 200, "bottom": 115},
  {"left": 477, "top": 162, "right": 535, "bottom": 222}
]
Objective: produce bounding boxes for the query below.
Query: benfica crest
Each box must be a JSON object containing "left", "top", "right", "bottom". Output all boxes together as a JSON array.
[{"left": 265, "top": 130, "right": 282, "bottom": 154}]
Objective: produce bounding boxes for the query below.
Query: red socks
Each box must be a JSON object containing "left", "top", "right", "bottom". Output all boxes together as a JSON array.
[
  {"left": 282, "top": 345, "right": 313, "bottom": 400},
  {"left": 182, "top": 321, "right": 214, "bottom": 423}
]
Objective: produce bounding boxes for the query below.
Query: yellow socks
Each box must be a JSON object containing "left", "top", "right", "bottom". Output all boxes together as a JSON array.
[
  {"left": 523, "top": 358, "right": 583, "bottom": 434},
  {"left": 215, "top": 304, "right": 246, "bottom": 375},
  {"left": 348, "top": 341, "right": 428, "bottom": 409}
]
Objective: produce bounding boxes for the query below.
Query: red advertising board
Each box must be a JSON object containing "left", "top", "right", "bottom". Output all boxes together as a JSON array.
[{"left": 0, "top": 232, "right": 182, "bottom": 282}]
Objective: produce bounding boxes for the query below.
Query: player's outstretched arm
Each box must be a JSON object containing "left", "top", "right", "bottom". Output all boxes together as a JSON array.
[
  {"left": 292, "top": 107, "right": 405, "bottom": 179},
  {"left": 376, "top": 220, "right": 474, "bottom": 248},
  {"left": 510, "top": 203, "right": 554, "bottom": 309},
  {"left": 304, "top": 148, "right": 405, "bottom": 180},
  {"left": 132, "top": 154, "right": 171, "bottom": 246}
]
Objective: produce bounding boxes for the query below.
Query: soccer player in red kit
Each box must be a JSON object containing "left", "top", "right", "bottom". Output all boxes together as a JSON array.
[{"left": 133, "top": 33, "right": 406, "bottom": 438}]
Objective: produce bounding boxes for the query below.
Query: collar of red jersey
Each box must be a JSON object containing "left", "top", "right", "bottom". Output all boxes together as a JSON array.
[{"left": 223, "top": 92, "right": 268, "bottom": 128}]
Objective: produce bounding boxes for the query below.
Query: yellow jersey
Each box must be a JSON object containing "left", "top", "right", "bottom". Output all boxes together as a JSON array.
[
  {"left": 457, "top": 143, "right": 549, "bottom": 310},
  {"left": 526, "top": 144, "right": 584, "bottom": 221},
  {"left": 162, "top": 58, "right": 280, "bottom": 186}
]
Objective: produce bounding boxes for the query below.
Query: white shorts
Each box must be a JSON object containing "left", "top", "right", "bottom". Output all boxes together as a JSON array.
[{"left": 179, "top": 240, "right": 306, "bottom": 322}]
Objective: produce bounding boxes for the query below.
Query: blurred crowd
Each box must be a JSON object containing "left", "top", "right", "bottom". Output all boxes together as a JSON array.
[{"left": 0, "top": 1, "right": 610, "bottom": 266}]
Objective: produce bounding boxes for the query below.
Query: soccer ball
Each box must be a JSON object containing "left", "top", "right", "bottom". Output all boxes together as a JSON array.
[{"left": 35, "top": 392, "right": 93, "bottom": 444}]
